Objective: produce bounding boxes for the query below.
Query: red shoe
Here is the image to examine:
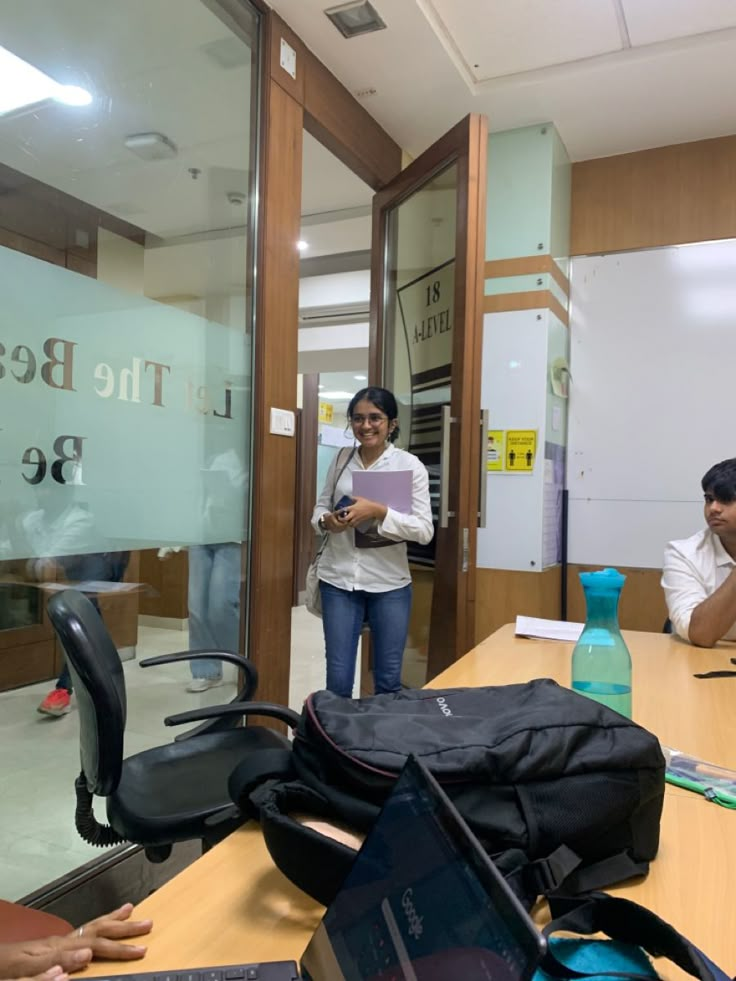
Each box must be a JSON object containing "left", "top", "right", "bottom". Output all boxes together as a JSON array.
[{"left": 37, "top": 688, "right": 72, "bottom": 716}]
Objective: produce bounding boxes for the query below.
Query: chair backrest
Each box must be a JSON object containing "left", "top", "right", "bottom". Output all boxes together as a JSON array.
[{"left": 47, "top": 589, "right": 126, "bottom": 796}]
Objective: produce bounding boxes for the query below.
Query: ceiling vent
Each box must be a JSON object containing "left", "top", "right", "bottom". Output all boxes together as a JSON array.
[
  {"left": 324, "top": 1, "right": 386, "bottom": 39},
  {"left": 124, "top": 132, "right": 178, "bottom": 161}
]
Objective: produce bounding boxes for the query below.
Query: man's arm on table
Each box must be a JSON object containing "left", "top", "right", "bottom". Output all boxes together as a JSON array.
[{"left": 663, "top": 544, "right": 736, "bottom": 647}]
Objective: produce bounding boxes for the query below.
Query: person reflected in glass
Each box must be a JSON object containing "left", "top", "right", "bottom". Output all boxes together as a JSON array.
[
  {"left": 186, "top": 448, "right": 246, "bottom": 693},
  {"left": 17, "top": 481, "right": 130, "bottom": 717},
  {"left": 33, "top": 551, "right": 130, "bottom": 716},
  {"left": 311, "top": 387, "right": 434, "bottom": 697}
]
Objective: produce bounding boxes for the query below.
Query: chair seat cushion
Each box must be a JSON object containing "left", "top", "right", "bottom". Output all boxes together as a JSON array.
[{"left": 109, "top": 726, "right": 288, "bottom": 845}]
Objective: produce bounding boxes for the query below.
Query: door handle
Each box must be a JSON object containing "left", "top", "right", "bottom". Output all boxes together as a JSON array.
[
  {"left": 478, "top": 408, "right": 489, "bottom": 528},
  {"left": 439, "top": 405, "right": 456, "bottom": 529}
]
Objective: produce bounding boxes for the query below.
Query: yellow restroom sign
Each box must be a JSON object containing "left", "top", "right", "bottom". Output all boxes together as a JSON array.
[{"left": 506, "top": 430, "right": 537, "bottom": 472}]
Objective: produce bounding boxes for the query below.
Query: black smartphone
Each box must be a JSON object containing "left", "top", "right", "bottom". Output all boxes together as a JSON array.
[{"left": 334, "top": 495, "right": 354, "bottom": 513}]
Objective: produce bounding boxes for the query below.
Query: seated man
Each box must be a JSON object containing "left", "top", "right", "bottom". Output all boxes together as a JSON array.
[
  {"left": 662, "top": 457, "right": 736, "bottom": 647},
  {"left": 0, "top": 903, "right": 151, "bottom": 981}
]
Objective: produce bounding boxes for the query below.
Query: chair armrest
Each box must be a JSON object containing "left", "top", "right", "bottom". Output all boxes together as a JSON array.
[
  {"left": 140, "top": 649, "right": 258, "bottom": 702},
  {"left": 164, "top": 701, "right": 301, "bottom": 730}
]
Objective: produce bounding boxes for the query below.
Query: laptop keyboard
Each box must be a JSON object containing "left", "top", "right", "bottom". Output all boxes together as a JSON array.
[{"left": 90, "top": 962, "right": 300, "bottom": 981}]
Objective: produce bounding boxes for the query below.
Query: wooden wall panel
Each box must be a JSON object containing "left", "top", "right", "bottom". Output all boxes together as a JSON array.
[
  {"left": 303, "top": 50, "right": 402, "bottom": 189},
  {"left": 566, "top": 565, "right": 668, "bottom": 633},
  {"left": 267, "top": 13, "right": 401, "bottom": 191},
  {"left": 571, "top": 135, "right": 736, "bottom": 255},
  {"left": 483, "top": 289, "right": 568, "bottom": 326},
  {"left": 139, "top": 549, "right": 189, "bottom": 621},
  {"left": 248, "top": 78, "right": 303, "bottom": 708},
  {"left": 474, "top": 566, "right": 561, "bottom": 645},
  {"left": 0, "top": 640, "right": 57, "bottom": 692}
]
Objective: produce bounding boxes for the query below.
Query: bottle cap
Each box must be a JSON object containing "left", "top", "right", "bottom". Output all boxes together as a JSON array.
[{"left": 579, "top": 567, "right": 626, "bottom": 591}]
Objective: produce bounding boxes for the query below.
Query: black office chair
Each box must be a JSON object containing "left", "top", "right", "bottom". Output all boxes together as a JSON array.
[{"left": 47, "top": 588, "right": 300, "bottom": 862}]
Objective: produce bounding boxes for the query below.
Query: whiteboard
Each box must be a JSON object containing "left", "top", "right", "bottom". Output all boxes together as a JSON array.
[{"left": 567, "top": 242, "right": 736, "bottom": 568}]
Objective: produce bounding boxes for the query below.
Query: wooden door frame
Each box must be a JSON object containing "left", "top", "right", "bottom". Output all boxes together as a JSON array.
[
  {"left": 244, "top": 4, "right": 402, "bottom": 708},
  {"left": 370, "top": 114, "right": 488, "bottom": 676}
]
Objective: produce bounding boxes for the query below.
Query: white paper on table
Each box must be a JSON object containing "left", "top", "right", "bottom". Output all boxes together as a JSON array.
[{"left": 515, "top": 615, "right": 584, "bottom": 642}]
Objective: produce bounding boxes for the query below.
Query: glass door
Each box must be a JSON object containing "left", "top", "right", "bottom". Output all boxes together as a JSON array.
[{"left": 370, "top": 115, "right": 487, "bottom": 681}]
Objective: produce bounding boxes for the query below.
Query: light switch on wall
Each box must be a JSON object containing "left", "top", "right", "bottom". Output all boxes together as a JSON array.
[{"left": 270, "top": 407, "right": 295, "bottom": 437}]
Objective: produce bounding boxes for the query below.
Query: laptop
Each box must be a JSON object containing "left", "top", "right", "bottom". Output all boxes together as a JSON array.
[{"left": 100, "top": 756, "right": 546, "bottom": 981}]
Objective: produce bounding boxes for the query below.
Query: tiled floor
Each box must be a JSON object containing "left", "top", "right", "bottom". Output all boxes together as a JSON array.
[{"left": 0, "top": 606, "right": 333, "bottom": 902}]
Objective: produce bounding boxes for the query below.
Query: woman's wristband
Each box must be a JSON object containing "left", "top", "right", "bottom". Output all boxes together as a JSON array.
[{"left": 318, "top": 513, "right": 327, "bottom": 531}]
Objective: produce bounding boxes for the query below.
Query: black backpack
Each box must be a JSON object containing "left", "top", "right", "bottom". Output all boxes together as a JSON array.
[{"left": 230, "top": 679, "right": 665, "bottom": 910}]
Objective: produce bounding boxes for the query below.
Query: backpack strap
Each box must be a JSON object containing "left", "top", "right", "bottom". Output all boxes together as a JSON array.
[
  {"left": 542, "top": 893, "right": 732, "bottom": 981},
  {"left": 227, "top": 748, "right": 295, "bottom": 818},
  {"left": 502, "top": 845, "right": 651, "bottom": 910},
  {"left": 254, "top": 780, "right": 359, "bottom": 907},
  {"left": 501, "top": 844, "right": 584, "bottom": 909},
  {"left": 554, "top": 851, "right": 650, "bottom": 895}
]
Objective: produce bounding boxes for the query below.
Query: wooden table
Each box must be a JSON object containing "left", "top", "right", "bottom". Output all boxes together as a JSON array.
[{"left": 84, "top": 626, "right": 736, "bottom": 977}]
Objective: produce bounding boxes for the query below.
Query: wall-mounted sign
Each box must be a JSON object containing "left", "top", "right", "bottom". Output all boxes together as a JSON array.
[
  {"left": 318, "top": 401, "right": 333, "bottom": 424},
  {"left": 505, "top": 430, "right": 537, "bottom": 472},
  {"left": 486, "top": 430, "right": 504, "bottom": 471}
]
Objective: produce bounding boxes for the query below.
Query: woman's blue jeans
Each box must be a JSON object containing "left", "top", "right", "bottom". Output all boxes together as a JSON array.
[
  {"left": 319, "top": 581, "right": 412, "bottom": 697},
  {"left": 188, "top": 543, "right": 241, "bottom": 680}
]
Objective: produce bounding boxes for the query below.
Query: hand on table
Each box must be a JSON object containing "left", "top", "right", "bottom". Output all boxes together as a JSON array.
[
  {"left": 3, "top": 965, "right": 70, "bottom": 981},
  {"left": 0, "top": 904, "right": 152, "bottom": 979}
]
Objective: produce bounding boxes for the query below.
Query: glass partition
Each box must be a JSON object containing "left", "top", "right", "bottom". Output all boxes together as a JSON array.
[{"left": 0, "top": 0, "right": 261, "bottom": 899}]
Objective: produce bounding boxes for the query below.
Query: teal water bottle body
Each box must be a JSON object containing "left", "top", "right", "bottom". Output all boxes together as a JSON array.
[{"left": 571, "top": 568, "right": 632, "bottom": 718}]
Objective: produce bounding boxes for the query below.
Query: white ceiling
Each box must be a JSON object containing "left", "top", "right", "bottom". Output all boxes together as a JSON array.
[
  {"left": 268, "top": 0, "right": 736, "bottom": 163},
  {"left": 8, "top": 0, "right": 736, "bottom": 306}
]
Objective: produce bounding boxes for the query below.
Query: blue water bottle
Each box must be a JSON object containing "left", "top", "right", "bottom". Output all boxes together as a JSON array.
[{"left": 571, "top": 567, "right": 632, "bottom": 718}]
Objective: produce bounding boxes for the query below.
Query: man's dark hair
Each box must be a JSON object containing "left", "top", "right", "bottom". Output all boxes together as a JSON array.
[
  {"left": 347, "top": 386, "right": 400, "bottom": 443},
  {"left": 701, "top": 457, "right": 736, "bottom": 503}
]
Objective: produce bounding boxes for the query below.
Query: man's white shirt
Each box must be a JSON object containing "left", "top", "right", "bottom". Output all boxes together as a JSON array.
[{"left": 661, "top": 528, "right": 736, "bottom": 641}]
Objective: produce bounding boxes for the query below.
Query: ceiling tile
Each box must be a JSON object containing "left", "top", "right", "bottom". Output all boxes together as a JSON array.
[
  {"left": 426, "top": 0, "right": 623, "bottom": 81},
  {"left": 622, "top": 0, "right": 736, "bottom": 47}
]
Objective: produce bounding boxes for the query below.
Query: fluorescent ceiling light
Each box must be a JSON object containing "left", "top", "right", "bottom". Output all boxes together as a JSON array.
[
  {"left": 320, "top": 390, "right": 354, "bottom": 399},
  {"left": 354, "top": 374, "right": 367, "bottom": 380},
  {"left": 297, "top": 240, "right": 309, "bottom": 252},
  {"left": 0, "top": 46, "right": 92, "bottom": 115}
]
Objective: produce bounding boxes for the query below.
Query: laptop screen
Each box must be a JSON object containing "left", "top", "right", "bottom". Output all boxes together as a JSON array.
[{"left": 300, "top": 755, "right": 545, "bottom": 981}]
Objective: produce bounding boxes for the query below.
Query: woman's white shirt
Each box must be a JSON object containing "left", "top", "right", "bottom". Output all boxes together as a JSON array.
[{"left": 311, "top": 443, "right": 433, "bottom": 593}]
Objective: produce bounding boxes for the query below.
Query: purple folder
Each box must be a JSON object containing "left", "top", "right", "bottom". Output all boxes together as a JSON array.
[{"left": 352, "top": 469, "right": 412, "bottom": 514}]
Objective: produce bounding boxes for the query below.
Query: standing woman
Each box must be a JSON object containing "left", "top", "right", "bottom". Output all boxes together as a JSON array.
[{"left": 311, "top": 387, "right": 434, "bottom": 696}]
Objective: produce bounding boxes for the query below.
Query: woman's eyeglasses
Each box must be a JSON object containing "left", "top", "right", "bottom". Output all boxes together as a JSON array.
[{"left": 350, "top": 413, "right": 387, "bottom": 426}]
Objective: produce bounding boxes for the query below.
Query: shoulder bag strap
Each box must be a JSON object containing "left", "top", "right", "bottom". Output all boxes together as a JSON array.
[
  {"left": 313, "top": 447, "right": 356, "bottom": 562},
  {"left": 330, "top": 446, "right": 356, "bottom": 508},
  {"left": 542, "top": 893, "right": 732, "bottom": 981}
]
